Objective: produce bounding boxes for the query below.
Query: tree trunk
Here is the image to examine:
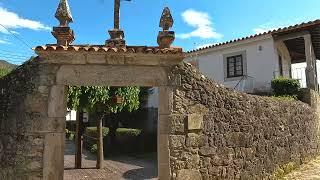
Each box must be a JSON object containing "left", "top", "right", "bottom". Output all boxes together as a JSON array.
[
  {"left": 75, "top": 111, "right": 84, "bottom": 169},
  {"left": 109, "top": 114, "right": 118, "bottom": 152},
  {"left": 96, "top": 115, "right": 104, "bottom": 169}
]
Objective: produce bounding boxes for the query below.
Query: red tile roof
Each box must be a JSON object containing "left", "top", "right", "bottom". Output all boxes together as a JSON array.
[
  {"left": 34, "top": 45, "right": 183, "bottom": 55},
  {"left": 187, "top": 19, "right": 320, "bottom": 54}
]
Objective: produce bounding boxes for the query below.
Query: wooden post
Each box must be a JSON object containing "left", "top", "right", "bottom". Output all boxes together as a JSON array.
[
  {"left": 75, "top": 111, "right": 84, "bottom": 169},
  {"left": 96, "top": 115, "right": 104, "bottom": 169}
]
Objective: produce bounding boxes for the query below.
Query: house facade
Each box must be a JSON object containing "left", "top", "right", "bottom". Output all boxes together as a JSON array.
[{"left": 185, "top": 20, "right": 320, "bottom": 93}]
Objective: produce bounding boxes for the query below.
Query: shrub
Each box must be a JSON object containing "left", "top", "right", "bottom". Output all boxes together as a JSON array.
[
  {"left": 85, "top": 127, "right": 142, "bottom": 137},
  {"left": 90, "top": 144, "right": 98, "bottom": 153},
  {"left": 271, "top": 77, "right": 300, "bottom": 97},
  {"left": 115, "top": 128, "right": 142, "bottom": 137},
  {"left": 65, "top": 129, "right": 75, "bottom": 141},
  {"left": 85, "top": 127, "right": 109, "bottom": 138},
  {"left": 84, "top": 127, "right": 142, "bottom": 155}
]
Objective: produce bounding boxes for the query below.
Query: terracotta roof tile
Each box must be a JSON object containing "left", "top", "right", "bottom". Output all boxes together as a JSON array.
[
  {"left": 34, "top": 45, "right": 183, "bottom": 55},
  {"left": 187, "top": 19, "right": 320, "bottom": 54}
]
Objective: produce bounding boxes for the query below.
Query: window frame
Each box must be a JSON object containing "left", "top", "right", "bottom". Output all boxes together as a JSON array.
[
  {"left": 223, "top": 50, "right": 247, "bottom": 81},
  {"left": 226, "top": 55, "right": 244, "bottom": 78}
]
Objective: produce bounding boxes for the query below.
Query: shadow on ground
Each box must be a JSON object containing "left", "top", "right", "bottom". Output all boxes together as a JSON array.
[
  {"left": 123, "top": 167, "right": 157, "bottom": 179},
  {"left": 64, "top": 140, "right": 158, "bottom": 179}
]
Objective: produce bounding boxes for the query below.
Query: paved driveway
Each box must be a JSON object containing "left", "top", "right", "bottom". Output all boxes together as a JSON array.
[{"left": 64, "top": 140, "right": 158, "bottom": 180}]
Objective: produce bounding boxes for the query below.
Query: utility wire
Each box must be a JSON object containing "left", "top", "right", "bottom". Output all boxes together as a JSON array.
[
  {"left": 0, "top": 57, "right": 29, "bottom": 62},
  {"left": 0, "top": 23, "right": 34, "bottom": 51},
  {"left": 0, "top": 52, "right": 30, "bottom": 59},
  {"left": 0, "top": 57, "right": 26, "bottom": 62},
  {"left": 0, "top": 49, "right": 33, "bottom": 56},
  {"left": 0, "top": 54, "right": 31, "bottom": 60},
  {"left": 0, "top": 57, "right": 30, "bottom": 62},
  {"left": 0, "top": 57, "right": 28, "bottom": 63}
]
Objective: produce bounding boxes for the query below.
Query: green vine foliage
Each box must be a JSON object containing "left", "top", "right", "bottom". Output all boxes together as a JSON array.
[{"left": 67, "top": 86, "right": 140, "bottom": 114}]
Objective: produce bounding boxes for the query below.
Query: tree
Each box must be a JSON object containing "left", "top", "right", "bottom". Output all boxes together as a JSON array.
[
  {"left": 67, "top": 86, "right": 140, "bottom": 114},
  {"left": 67, "top": 86, "right": 140, "bottom": 158}
]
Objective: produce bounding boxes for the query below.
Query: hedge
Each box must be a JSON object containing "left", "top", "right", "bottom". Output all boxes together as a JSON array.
[
  {"left": 115, "top": 128, "right": 142, "bottom": 137},
  {"left": 85, "top": 127, "right": 110, "bottom": 138},
  {"left": 271, "top": 77, "right": 300, "bottom": 98},
  {"left": 85, "top": 127, "right": 142, "bottom": 137},
  {"left": 84, "top": 127, "right": 143, "bottom": 153}
]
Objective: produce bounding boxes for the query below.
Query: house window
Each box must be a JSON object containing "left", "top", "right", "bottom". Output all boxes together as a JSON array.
[{"left": 227, "top": 55, "right": 243, "bottom": 78}]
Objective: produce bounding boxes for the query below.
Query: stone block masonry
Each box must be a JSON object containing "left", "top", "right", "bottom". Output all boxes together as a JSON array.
[
  {"left": 0, "top": 58, "right": 64, "bottom": 179},
  {"left": 168, "top": 62, "right": 320, "bottom": 179},
  {"left": 0, "top": 58, "right": 44, "bottom": 179}
]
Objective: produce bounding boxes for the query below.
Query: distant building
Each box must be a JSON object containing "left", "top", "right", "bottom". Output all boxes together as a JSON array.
[{"left": 185, "top": 20, "right": 320, "bottom": 93}]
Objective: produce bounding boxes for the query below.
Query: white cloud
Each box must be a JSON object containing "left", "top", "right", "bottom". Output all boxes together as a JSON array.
[
  {"left": 0, "top": 7, "right": 50, "bottom": 34},
  {"left": 177, "top": 9, "right": 223, "bottom": 39}
]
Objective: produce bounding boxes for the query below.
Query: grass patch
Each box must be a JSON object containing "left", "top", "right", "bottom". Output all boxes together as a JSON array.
[{"left": 273, "top": 162, "right": 300, "bottom": 179}]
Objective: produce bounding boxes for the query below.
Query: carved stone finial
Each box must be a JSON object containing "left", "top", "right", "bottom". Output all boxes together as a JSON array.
[
  {"left": 55, "top": 0, "right": 74, "bottom": 27},
  {"left": 159, "top": 7, "right": 174, "bottom": 31},
  {"left": 52, "top": 0, "right": 75, "bottom": 46},
  {"left": 106, "top": 0, "right": 130, "bottom": 47},
  {"left": 157, "top": 7, "right": 175, "bottom": 49}
]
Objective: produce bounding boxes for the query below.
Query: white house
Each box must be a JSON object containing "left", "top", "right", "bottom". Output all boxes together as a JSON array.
[{"left": 185, "top": 20, "right": 320, "bottom": 93}]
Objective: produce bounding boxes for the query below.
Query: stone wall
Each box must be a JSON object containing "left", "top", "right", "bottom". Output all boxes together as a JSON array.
[
  {"left": 1, "top": 55, "right": 320, "bottom": 180},
  {"left": 0, "top": 59, "right": 44, "bottom": 179},
  {"left": 169, "top": 62, "right": 320, "bottom": 179},
  {"left": 0, "top": 58, "right": 65, "bottom": 179}
]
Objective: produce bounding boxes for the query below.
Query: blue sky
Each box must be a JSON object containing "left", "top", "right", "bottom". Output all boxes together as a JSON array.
[{"left": 0, "top": 0, "right": 320, "bottom": 64}]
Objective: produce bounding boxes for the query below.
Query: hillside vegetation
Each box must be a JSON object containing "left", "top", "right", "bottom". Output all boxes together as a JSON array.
[
  {"left": 0, "top": 60, "right": 17, "bottom": 69},
  {"left": 0, "top": 60, "right": 17, "bottom": 78}
]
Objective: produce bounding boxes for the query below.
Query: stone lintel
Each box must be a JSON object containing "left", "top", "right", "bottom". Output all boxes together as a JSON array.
[
  {"left": 35, "top": 51, "right": 184, "bottom": 67},
  {"left": 56, "top": 65, "right": 170, "bottom": 87},
  {"left": 187, "top": 114, "right": 203, "bottom": 130}
]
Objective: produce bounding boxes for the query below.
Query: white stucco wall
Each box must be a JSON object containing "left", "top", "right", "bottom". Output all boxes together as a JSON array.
[
  {"left": 66, "top": 110, "right": 77, "bottom": 121},
  {"left": 186, "top": 35, "right": 279, "bottom": 93}
]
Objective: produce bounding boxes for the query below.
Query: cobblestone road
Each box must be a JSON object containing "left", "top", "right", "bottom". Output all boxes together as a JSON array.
[
  {"left": 64, "top": 140, "right": 158, "bottom": 180},
  {"left": 283, "top": 156, "right": 320, "bottom": 180}
]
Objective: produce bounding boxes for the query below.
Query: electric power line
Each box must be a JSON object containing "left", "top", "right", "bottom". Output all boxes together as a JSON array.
[
  {"left": 0, "top": 54, "right": 31, "bottom": 61},
  {"left": 0, "top": 49, "right": 33, "bottom": 56},
  {"left": 0, "top": 57, "right": 29, "bottom": 62},
  {"left": 0, "top": 57, "right": 27, "bottom": 62},
  {"left": 0, "top": 23, "right": 34, "bottom": 51},
  {"left": 0, "top": 52, "right": 30, "bottom": 59}
]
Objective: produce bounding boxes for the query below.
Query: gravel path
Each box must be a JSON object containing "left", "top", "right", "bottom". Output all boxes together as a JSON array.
[
  {"left": 64, "top": 140, "right": 158, "bottom": 180},
  {"left": 283, "top": 156, "right": 320, "bottom": 180}
]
